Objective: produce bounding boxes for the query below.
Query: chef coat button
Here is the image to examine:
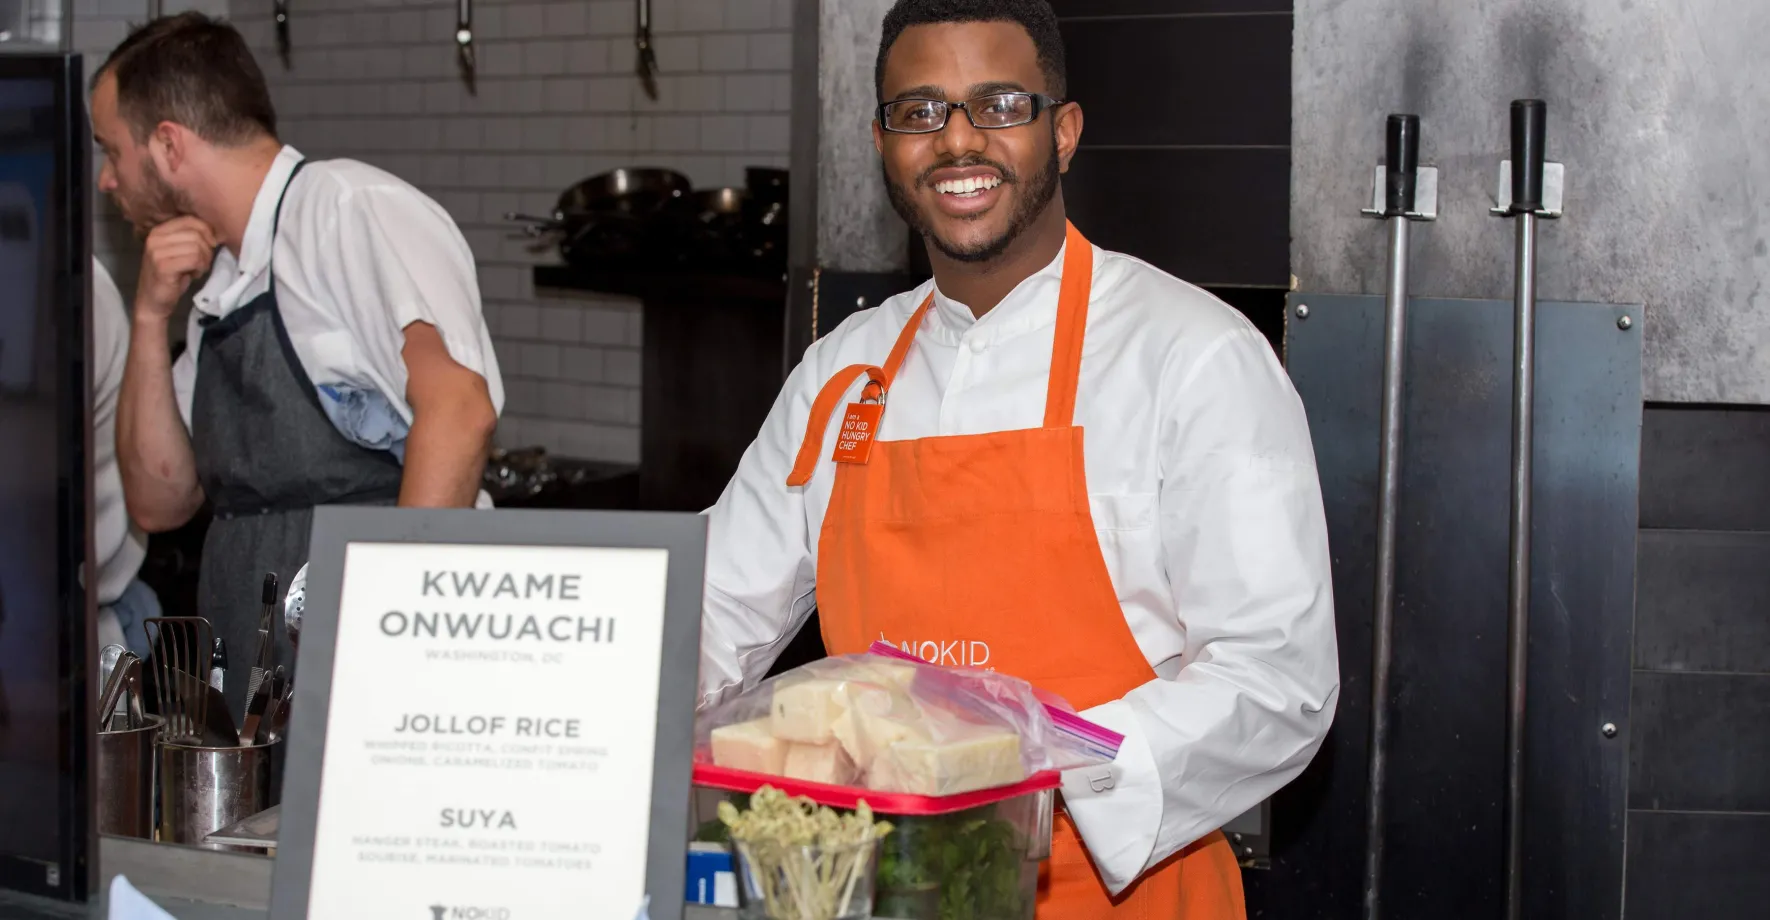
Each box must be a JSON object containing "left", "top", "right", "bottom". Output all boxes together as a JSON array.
[
  {"left": 967, "top": 338, "right": 985, "bottom": 354},
  {"left": 1087, "top": 769, "right": 1114, "bottom": 793}
]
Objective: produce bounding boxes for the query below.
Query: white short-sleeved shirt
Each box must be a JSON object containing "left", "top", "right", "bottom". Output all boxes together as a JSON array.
[
  {"left": 92, "top": 258, "right": 148, "bottom": 606},
  {"left": 173, "top": 145, "right": 503, "bottom": 470},
  {"left": 701, "top": 242, "right": 1340, "bottom": 893}
]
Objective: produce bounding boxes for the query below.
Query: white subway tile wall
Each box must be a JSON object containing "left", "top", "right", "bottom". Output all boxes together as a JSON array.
[{"left": 214, "top": 0, "right": 796, "bottom": 463}]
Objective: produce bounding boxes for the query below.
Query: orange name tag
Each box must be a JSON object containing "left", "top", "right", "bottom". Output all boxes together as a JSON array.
[{"left": 832, "top": 402, "right": 885, "bottom": 464}]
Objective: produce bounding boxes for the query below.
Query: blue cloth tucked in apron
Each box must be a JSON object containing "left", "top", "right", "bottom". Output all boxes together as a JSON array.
[{"left": 102, "top": 577, "right": 162, "bottom": 658}]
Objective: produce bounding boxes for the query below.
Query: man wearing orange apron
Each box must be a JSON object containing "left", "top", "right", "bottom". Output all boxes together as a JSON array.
[{"left": 700, "top": 2, "right": 1339, "bottom": 916}]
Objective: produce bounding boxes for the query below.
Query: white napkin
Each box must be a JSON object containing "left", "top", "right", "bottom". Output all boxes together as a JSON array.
[{"left": 108, "top": 876, "right": 176, "bottom": 920}]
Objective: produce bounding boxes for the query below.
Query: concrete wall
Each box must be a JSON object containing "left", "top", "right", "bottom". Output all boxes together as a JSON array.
[
  {"left": 813, "top": 0, "right": 903, "bottom": 273},
  {"left": 1293, "top": 0, "right": 1770, "bottom": 404},
  {"left": 224, "top": 0, "right": 794, "bottom": 462}
]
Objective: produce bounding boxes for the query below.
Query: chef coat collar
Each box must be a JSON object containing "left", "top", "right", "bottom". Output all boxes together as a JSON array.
[
  {"left": 192, "top": 144, "right": 305, "bottom": 319},
  {"left": 925, "top": 239, "right": 1071, "bottom": 346}
]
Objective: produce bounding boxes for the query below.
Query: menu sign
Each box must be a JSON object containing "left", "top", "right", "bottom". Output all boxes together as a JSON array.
[{"left": 272, "top": 509, "right": 703, "bottom": 920}]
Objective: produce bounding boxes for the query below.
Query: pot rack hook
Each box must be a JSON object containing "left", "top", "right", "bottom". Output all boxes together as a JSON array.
[
  {"left": 274, "top": 0, "right": 291, "bottom": 67},
  {"left": 456, "top": 0, "right": 477, "bottom": 93},
  {"left": 636, "top": 0, "right": 659, "bottom": 100}
]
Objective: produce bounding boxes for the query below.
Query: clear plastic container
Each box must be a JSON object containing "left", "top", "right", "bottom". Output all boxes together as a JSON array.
[
  {"left": 694, "top": 763, "right": 1056, "bottom": 920},
  {"left": 733, "top": 837, "right": 880, "bottom": 920}
]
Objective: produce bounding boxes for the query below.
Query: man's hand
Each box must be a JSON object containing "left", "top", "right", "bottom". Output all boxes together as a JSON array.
[
  {"left": 135, "top": 216, "right": 218, "bottom": 321},
  {"left": 398, "top": 322, "right": 497, "bottom": 507}
]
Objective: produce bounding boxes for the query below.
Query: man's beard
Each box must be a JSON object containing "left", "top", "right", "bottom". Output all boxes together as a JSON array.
[
  {"left": 884, "top": 135, "right": 1062, "bottom": 265},
  {"left": 120, "top": 157, "right": 192, "bottom": 235}
]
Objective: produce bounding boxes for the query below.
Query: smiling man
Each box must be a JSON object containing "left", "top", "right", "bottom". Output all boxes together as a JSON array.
[{"left": 699, "top": 1, "right": 1339, "bottom": 915}]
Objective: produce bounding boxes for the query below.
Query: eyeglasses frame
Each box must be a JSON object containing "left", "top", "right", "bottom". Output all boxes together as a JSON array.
[{"left": 875, "top": 92, "right": 1068, "bottom": 135}]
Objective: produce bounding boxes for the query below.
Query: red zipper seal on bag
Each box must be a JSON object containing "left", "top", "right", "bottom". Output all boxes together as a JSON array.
[
  {"left": 693, "top": 761, "right": 1061, "bottom": 817},
  {"left": 864, "top": 641, "right": 1125, "bottom": 759}
]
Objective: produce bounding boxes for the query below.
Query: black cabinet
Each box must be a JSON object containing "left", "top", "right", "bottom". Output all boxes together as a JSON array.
[
  {"left": 1055, "top": 2, "right": 1292, "bottom": 297},
  {"left": 534, "top": 268, "right": 789, "bottom": 512}
]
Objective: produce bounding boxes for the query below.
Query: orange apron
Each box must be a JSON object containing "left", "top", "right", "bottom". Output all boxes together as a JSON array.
[{"left": 785, "top": 223, "right": 1245, "bottom": 919}]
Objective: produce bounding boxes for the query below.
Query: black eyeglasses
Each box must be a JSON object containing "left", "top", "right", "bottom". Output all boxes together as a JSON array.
[{"left": 877, "top": 92, "right": 1066, "bottom": 134}]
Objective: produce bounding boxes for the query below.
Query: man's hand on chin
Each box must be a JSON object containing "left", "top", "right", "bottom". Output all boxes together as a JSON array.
[{"left": 135, "top": 216, "right": 218, "bottom": 321}]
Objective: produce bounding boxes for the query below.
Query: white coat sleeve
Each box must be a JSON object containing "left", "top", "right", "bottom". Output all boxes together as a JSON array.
[
  {"left": 316, "top": 185, "right": 505, "bottom": 420},
  {"left": 698, "top": 346, "right": 826, "bottom": 710},
  {"left": 91, "top": 260, "right": 129, "bottom": 420},
  {"left": 1059, "top": 326, "right": 1340, "bottom": 893},
  {"left": 171, "top": 310, "right": 201, "bottom": 429}
]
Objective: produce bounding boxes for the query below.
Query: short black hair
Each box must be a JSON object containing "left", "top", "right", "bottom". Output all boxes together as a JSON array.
[
  {"left": 94, "top": 12, "right": 276, "bottom": 145},
  {"left": 875, "top": 0, "right": 1067, "bottom": 101}
]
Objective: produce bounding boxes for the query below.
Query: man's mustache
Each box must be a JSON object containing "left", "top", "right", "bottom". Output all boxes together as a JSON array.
[{"left": 915, "top": 157, "right": 1018, "bottom": 189}]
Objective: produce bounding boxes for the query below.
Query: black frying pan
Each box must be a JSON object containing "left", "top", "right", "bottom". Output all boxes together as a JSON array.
[{"left": 505, "top": 167, "right": 694, "bottom": 234}]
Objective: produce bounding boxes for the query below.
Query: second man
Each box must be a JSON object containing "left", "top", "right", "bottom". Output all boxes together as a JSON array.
[{"left": 92, "top": 13, "right": 503, "bottom": 718}]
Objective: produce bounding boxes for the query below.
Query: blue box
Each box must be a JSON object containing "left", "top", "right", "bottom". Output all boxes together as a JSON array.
[{"left": 685, "top": 843, "right": 738, "bottom": 908}]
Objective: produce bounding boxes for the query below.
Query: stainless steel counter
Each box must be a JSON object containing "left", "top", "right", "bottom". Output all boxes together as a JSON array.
[{"left": 0, "top": 886, "right": 260, "bottom": 920}]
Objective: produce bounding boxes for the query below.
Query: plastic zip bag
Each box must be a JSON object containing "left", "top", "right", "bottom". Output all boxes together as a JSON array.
[
  {"left": 695, "top": 643, "right": 1123, "bottom": 797},
  {"left": 864, "top": 642, "right": 1125, "bottom": 765}
]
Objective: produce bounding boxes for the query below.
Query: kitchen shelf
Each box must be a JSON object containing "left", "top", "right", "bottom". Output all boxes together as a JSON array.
[{"left": 486, "top": 459, "right": 642, "bottom": 511}]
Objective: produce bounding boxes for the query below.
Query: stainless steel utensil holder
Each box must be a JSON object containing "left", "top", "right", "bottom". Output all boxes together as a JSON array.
[
  {"left": 157, "top": 739, "right": 279, "bottom": 852},
  {"left": 97, "top": 715, "right": 163, "bottom": 839}
]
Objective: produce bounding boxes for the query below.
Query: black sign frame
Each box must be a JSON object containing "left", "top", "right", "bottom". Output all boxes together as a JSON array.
[{"left": 270, "top": 507, "right": 706, "bottom": 920}]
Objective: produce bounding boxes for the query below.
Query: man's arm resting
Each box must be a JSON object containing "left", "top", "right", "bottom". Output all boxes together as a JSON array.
[
  {"left": 398, "top": 321, "right": 497, "bottom": 507},
  {"left": 116, "top": 316, "right": 205, "bottom": 532}
]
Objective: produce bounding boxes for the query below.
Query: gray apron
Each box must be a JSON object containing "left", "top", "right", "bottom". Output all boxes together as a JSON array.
[{"left": 190, "top": 159, "right": 403, "bottom": 720}]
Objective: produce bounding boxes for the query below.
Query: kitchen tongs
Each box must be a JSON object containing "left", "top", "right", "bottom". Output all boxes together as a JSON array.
[{"left": 247, "top": 573, "right": 278, "bottom": 705}]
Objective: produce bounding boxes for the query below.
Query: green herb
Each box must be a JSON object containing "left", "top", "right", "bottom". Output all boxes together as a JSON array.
[
  {"left": 874, "top": 805, "right": 1027, "bottom": 920},
  {"left": 693, "top": 792, "right": 749, "bottom": 844}
]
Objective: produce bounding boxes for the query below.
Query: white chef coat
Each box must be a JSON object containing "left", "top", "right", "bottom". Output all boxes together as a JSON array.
[
  {"left": 700, "top": 241, "right": 1340, "bottom": 893},
  {"left": 173, "top": 145, "right": 503, "bottom": 493},
  {"left": 92, "top": 259, "right": 148, "bottom": 608}
]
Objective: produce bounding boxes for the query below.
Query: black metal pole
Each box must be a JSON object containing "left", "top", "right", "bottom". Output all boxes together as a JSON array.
[
  {"left": 1363, "top": 112, "right": 1421, "bottom": 920},
  {"left": 1501, "top": 98, "right": 1547, "bottom": 920}
]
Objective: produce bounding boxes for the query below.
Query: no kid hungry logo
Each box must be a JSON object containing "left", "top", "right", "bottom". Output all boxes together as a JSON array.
[{"left": 879, "top": 633, "right": 993, "bottom": 669}]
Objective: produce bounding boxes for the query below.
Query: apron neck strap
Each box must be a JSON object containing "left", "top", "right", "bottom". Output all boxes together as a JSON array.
[
  {"left": 1042, "top": 221, "right": 1092, "bottom": 429},
  {"left": 271, "top": 157, "right": 309, "bottom": 238},
  {"left": 880, "top": 294, "right": 934, "bottom": 389},
  {"left": 266, "top": 157, "right": 309, "bottom": 289}
]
